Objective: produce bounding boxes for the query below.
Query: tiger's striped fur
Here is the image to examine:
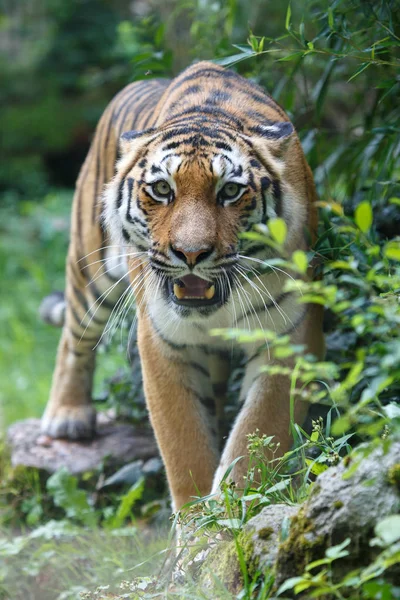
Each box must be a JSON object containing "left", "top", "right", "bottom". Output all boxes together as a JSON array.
[{"left": 42, "top": 62, "right": 324, "bottom": 509}]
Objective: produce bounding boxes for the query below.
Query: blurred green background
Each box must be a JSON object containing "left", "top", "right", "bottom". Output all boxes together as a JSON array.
[{"left": 0, "top": 0, "right": 399, "bottom": 429}]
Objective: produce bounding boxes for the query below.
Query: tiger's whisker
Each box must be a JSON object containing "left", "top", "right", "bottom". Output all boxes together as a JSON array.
[{"left": 77, "top": 245, "right": 133, "bottom": 263}]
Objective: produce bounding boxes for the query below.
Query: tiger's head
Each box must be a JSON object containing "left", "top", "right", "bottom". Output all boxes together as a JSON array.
[{"left": 103, "top": 120, "right": 309, "bottom": 319}]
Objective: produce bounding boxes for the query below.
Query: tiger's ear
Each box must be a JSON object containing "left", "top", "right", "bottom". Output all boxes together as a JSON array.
[
  {"left": 247, "top": 121, "right": 295, "bottom": 164},
  {"left": 119, "top": 127, "right": 158, "bottom": 155}
]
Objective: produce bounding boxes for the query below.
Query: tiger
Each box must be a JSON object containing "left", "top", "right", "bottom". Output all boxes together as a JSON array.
[{"left": 41, "top": 61, "right": 324, "bottom": 511}]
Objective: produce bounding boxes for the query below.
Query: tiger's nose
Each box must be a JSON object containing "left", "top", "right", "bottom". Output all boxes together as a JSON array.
[{"left": 171, "top": 245, "right": 213, "bottom": 266}]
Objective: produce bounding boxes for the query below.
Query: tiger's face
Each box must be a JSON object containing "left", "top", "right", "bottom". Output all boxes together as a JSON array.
[{"left": 104, "top": 122, "right": 297, "bottom": 318}]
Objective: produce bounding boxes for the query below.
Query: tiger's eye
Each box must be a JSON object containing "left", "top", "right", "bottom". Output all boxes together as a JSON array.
[
  {"left": 223, "top": 183, "right": 240, "bottom": 198},
  {"left": 152, "top": 180, "right": 171, "bottom": 197}
]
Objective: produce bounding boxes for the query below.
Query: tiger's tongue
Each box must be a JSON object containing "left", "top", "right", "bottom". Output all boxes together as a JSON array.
[{"left": 173, "top": 275, "right": 215, "bottom": 300}]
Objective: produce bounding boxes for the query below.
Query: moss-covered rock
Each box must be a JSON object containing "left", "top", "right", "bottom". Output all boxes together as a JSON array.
[
  {"left": 178, "top": 442, "right": 400, "bottom": 596},
  {"left": 275, "top": 505, "right": 325, "bottom": 581},
  {"left": 199, "top": 538, "right": 243, "bottom": 594},
  {"left": 244, "top": 503, "right": 298, "bottom": 572},
  {"left": 275, "top": 441, "right": 400, "bottom": 587},
  {"left": 387, "top": 463, "right": 400, "bottom": 490}
]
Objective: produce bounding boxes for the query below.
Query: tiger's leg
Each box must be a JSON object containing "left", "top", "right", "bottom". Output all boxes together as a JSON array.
[
  {"left": 41, "top": 246, "right": 126, "bottom": 438},
  {"left": 41, "top": 151, "right": 126, "bottom": 439},
  {"left": 138, "top": 314, "right": 219, "bottom": 510},
  {"left": 212, "top": 305, "right": 324, "bottom": 490}
]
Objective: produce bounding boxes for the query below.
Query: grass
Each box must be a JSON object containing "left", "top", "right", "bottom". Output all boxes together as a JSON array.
[
  {"left": 0, "top": 192, "right": 127, "bottom": 430},
  {"left": 0, "top": 522, "right": 169, "bottom": 600}
]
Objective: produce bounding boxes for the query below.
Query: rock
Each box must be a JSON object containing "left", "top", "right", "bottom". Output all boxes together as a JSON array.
[
  {"left": 245, "top": 504, "right": 298, "bottom": 571},
  {"left": 100, "top": 460, "right": 145, "bottom": 488},
  {"left": 99, "top": 457, "right": 163, "bottom": 488},
  {"left": 195, "top": 504, "right": 299, "bottom": 594},
  {"left": 178, "top": 441, "right": 400, "bottom": 593},
  {"left": 275, "top": 441, "right": 400, "bottom": 586},
  {"left": 7, "top": 416, "right": 159, "bottom": 475},
  {"left": 143, "top": 456, "right": 163, "bottom": 476}
]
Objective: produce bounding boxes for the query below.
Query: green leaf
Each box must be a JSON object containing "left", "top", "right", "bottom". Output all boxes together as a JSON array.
[
  {"left": 294, "top": 580, "right": 314, "bottom": 593},
  {"left": 213, "top": 52, "right": 256, "bottom": 67},
  {"left": 219, "top": 455, "right": 244, "bottom": 485},
  {"left": 383, "top": 403, "right": 400, "bottom": 419},
  {"left": 329, "top": 260, "right": 356, "bottom": 271},
  {"left": 216, "top": 518, "right": 241, "bottom": 529},
  {"left": 355, "top": 201, "right": 373, "bottom": 233},
  {"left": 260, "top": 479, "right": 290, "bottom": 497},
  {"left": 276, "top": 576, "right": 304, "bottom": 596},
  {"left": 292, "top": 250, "right": 308, "bottom": 273},
  {"left": 305, "top": 557, "right": 330, "bottom": 570},
  {"left": 305, "top": 458, "right": 328, "bottom": 476},
  {"left": 278, "top": 51, "right": 304, "bottom": 62},
  {"left": 328, "top": 8, "right": 334, "bottom": 29},
  {"left": 299, "top": 20, "right": 305, "bottom": 45},
  {"left": 46, "top": 468, "right": 97, "bottom": 527},
  {"left": 269, "top": 218, "right": 287, "bottom": 245},
  {"left": 375, "top": 515, "right": 400, "bottom": 545},
  {"left": 106, "top": 477, "right": 144, "bottom": 529},
  {"left": 274, "top": 346, "right": 295, "bottom": 358},
  {"left": 325, "top": 537, "right": 351, "bottom": 559},
  {"left": 384, "top": 242, "right": 400, "bottom": 261},
  {"left": 331, "top": 415, "right": 351, "bottom": 436},
  {"left": 285, "top": 2, "right": 292, "bottom": 31},
  {"left": 348, "top": 62, "right": 371, "bottom": 82},
  {"left": 232, "top": 43, "right": 256, "bottom": 53}
]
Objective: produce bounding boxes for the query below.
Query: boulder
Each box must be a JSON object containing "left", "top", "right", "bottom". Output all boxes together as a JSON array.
[
  {"left": 7, "top": 414, "right": 159, "bottom": 475},
  {"left": 180, "top": 441, "right": 400, "bottom": 594},
  {"left": 275, "top": 441, "right": 400, "bottom": 585}
]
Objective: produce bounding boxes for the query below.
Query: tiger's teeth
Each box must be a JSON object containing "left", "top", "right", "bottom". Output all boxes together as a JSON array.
[
  {"left": 173, "top": 284, "right": 185, "bottom": 300},
  {"left": 204, "top": 285, "right": 215, "bottom": 300}
]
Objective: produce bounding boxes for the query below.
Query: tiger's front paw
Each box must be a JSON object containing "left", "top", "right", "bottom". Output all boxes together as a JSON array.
[{"left": 41, "top": 404, "right": 96, "bottom": 440}]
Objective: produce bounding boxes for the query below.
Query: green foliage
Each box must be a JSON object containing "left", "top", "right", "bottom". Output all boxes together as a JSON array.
[
  {"left": 115, "top": 19, "right": 172, "bottom": 79},
  {"left": 193, "top": 193, "right": 400, "bottom": 596},
  {"left": 222, "top": 1, "right": 400, "bottom": 229},
  {"left": 0, "top": 519, "right": 167, "bottom": 600},
  {"left": 0, "top": 193, "right": 69, "bottom": 423},
  {"left": 103, "top": 477, "right": 145, "bottom": 530},
  {"left": 0, "top": 459, "right": 168, "bottom": 599},
  {"left": 0, "top": 1, "right": 172, "bottom": 195},
  {"left": 0, "top": 193, "right": 127, "bottom": 426},
  {"left": 47, "top": 468, "right": 98, "bottom": 528},
  {"left": 97, "top": 361, "right": 146, "bottom": 424},
  {"left": 276, "top": 517, "right": 400, "bottom": 598},
  {"left": 226, "top": 202, "right": 400, "bottom": 445}
]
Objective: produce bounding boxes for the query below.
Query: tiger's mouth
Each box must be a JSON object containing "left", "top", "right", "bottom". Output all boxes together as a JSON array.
[{"left": 166, "top": 274, "right": 222, "bottom": 307}]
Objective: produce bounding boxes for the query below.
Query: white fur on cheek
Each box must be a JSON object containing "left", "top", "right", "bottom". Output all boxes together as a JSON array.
[{"left": 102, "top": 176, "right": 126, "bottom": 246}]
